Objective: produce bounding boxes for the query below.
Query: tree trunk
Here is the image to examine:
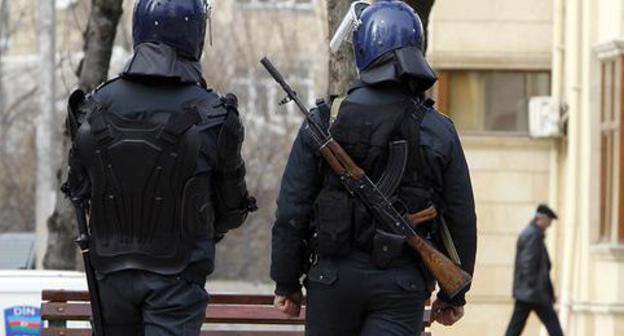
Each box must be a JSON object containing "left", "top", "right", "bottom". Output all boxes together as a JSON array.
[
  {"left": 0, "top": 0, "right": 7, "bottom": 114},
  {"left": 36, "top": 0, "right": 57, "bottom": 269},
  {"left": 326, "top": 0, "right": 435, "bottom": 96},
  {"left": 43, "top": 0, "right": 123, "bottom": 270},
  {"left": 326, "top": 0, "right": 358, "bottom": 97},
  {"left": 77, "top": 0, "right": 124, "bottom": 91}
]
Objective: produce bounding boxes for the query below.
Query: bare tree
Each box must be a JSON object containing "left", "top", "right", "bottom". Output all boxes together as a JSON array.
[
  {"left": 35, "top": 0, "right": 58, "bottom": 269},
  {"left": 326, "top": 0, "right": 435, "bottom": 96},
  {"left": 0, "top": 1, "right": 39, "bottom": 234},
  {"left": 44, "top": 0, "right": 124, "bottom": 270},
  {"left": 326, "top": 0, "right": 357, "bottom": 96},
  {"left": 199, "top": 6, "right": 324, "bottom": 281},
  {"left": 0, "top": 0, "right": 6, "bottom": 115},
  {"left": 77, "top": 0, "right": 124, "bottom": 90}
]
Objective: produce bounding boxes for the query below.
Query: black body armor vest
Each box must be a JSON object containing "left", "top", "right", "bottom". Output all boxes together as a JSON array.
[
  {"left": 72, "top": 79, "right": 221, "bottom": 274},
  {"left": 312, "top": 84, "right": 434, "bottom": 257}
]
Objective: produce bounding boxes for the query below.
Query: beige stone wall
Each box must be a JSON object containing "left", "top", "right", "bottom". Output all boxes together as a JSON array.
[
  {"left": 552, "top": 0, "right": 624, "bottom": 335},
  {"left": 431, "top": 136, "right": 556, "bottom": 336},
  {"left": 427, "top": 0, "right": 559, "bottom": 334},
  {"left": 428, "top": 0, "right": 553, "bottom": 70}
]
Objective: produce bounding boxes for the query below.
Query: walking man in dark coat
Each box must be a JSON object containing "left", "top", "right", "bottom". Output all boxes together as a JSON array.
[{"left": 505, "top": 204, "right": 564, "bottom": 336}]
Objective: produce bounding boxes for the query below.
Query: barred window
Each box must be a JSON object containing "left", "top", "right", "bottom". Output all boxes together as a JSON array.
[
  {"left": 436, "top": 70, "right": 551, "bottom": 134},
  {"left": 598, "top": 55, "right": 624, "bottom": 243}
]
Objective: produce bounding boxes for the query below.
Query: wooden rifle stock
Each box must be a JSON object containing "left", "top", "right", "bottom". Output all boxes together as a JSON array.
[{"left": 406, "top": 235, "right": 472, "bottom": 297}]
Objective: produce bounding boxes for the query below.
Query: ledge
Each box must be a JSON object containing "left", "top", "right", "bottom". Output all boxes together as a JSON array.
[
  {"left": 571, "top": 301, "right": 624, "bottom": 315},
  {"left": 460, "top": 134, "right": 555, "bottom": 150},
  {"left": 429, "top": 51, "right": 552, "bottom": 71},
  {"left": 594, "top": 40, "right": 624, "bottom": 60},
  {"left": 590, "top": 244, "right": 624, "bottom": 261}
]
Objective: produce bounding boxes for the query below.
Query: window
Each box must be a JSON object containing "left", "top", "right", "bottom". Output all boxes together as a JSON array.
[
  {"left": 436, "top": 70, "right": 551, "bottom": 134},
  {"left": 598, "top": 55, "right": 624, "bottom": 243},
  {"left": 236, "top": 0, "right": 315, "bottom": 11},
  {"left": 230, "top": 65, "right": 314, "bottom": 134}
]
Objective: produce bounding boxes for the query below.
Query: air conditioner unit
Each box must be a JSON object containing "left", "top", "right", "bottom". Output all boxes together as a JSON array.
[{"left": 529, "top": 96, "right": 562, "bottom": 138}]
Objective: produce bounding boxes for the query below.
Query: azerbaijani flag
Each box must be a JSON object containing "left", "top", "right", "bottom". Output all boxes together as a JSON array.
[{"left": 7, "top": 316, "right": 41, "bottom": 334}]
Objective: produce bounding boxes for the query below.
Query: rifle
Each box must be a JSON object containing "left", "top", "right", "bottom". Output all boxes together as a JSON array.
[
  {"left": 69, "top": 196, "right": 106, "bottom": 335},
  {"left": 260, "top": 57, "right": 471, "bottom": 298}
]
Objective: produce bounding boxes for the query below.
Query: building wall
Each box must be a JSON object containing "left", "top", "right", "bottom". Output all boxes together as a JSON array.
[
  {"left": 556, "top": 0, "right": 624, "bottom": 335},
  {"left": 428, "top": 0, "right": 556, "bottom": 335},
  {"left": 431, "top": 137, "right": 556, "bottom": 336},
  {"left": 428, "top": 0, "right": 553, "bottom": 70}
]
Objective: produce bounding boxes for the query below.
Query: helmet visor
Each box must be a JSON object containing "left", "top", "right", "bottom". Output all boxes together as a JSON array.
[{"left": 329, "top": 1, "right": 370, "bottom": 53}]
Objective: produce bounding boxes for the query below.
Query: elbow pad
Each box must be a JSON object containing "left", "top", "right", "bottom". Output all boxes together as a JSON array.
[{"left": 214, "top": 167, "right": 257, "bottom": 234}]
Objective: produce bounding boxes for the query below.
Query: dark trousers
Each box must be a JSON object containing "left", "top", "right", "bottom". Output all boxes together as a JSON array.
[
  {"left": 305, "top": 251, "right": 429, "bottom": 336},
  {"left": 96, "top": 269, "right": 209, "bottom": 336},
  {"left": 505, "top": 300, "right": 564, "bottom": 336}
]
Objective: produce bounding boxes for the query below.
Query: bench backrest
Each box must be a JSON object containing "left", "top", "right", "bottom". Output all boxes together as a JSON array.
[{"left": 41, "top": 290, "right": 431, "bottom": 336}]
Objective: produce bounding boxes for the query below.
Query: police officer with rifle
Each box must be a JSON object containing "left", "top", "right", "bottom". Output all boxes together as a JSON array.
[
  {"left": 268, "top": 1, "right": 477, "bottom": 335},
  {"left": 63, "top": 0, "right": 255, "bottom": 334}
]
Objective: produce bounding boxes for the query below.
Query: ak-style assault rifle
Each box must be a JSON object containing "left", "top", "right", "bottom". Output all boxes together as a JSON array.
[{"left": 260, "top": 57, "right": 471, "bottom": 298}]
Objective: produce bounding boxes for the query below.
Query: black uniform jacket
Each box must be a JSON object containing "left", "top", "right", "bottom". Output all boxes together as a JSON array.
[
  {"left": 513, "top": 222, "right": 555, "bottom": 305},
  {"left": 271, "top": 81, "right": 477, "bottom": 305}
]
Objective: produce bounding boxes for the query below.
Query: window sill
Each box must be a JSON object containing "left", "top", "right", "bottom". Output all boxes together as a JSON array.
[
  {"left": 590, "top": 243, "right": 624, "bottom": 261},
  {"left": 460, "top": 134, "right": 555, "bottom": 149}
]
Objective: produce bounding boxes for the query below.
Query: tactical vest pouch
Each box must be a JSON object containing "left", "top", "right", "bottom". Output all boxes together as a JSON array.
[
  {"left": 372, "top": 229, "right": 406, "bottom": 269},
  {"left": 314, "top": 189, "right": 353, "bottom": 257},
  {"left": 352, "top": 200, "right": 375, "bottom": 251},
  {"left": 398, "top": 186, "right": 432, "bottom": 214}
]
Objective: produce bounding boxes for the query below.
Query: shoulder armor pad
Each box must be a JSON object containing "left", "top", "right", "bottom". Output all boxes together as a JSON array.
[
  {"left": 67, "top": 88, "right": 105, "bottom": 140},
  {"left": 67, "top": 89, "right": 86, "bottom": 140},
  {"left": 93, "top": 76, "right": 122, "bottom": 93},
  {"left": 179, "top": 92, "right": 228, "bottom": 130}
]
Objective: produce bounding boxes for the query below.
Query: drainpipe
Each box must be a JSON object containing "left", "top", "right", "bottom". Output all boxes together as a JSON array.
[{"left": 558, "top": 0, "right": 584, "bottom": 334}]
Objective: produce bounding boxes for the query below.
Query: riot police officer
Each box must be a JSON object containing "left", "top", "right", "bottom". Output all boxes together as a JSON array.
[
  {"left": 64, "top": 0, "right": 255, "bottom": 335},
  {"left": 270, "top": 1, "right": 477, "bottom": 335}
]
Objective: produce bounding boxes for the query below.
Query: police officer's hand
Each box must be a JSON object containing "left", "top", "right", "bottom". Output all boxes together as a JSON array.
[
  {"left": 432, "top": 299, "right": 464, "bottom": 326},
  {"left": 274, "top": 291, "right": 303, "bottom": 317}
]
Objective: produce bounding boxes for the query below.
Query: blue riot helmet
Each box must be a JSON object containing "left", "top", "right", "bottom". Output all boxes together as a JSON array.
[
  {"left": 330, "top": 0, "right": 437, "bottom": 90},
  {"left": 133, "top": 0, "right": 212, "bottom": 61}
]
